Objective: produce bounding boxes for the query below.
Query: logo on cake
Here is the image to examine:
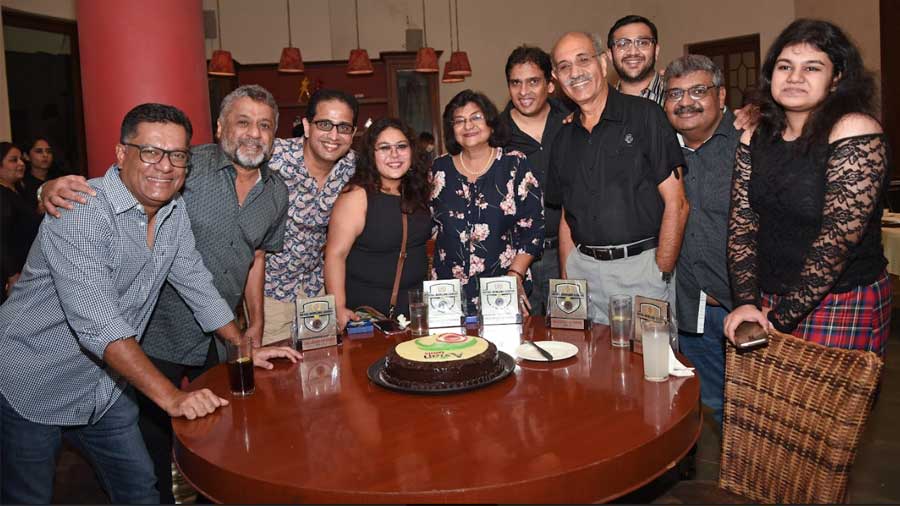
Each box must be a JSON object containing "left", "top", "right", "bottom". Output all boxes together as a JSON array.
[{"left": 407, "top": 333, "right": 483, "bottom": 361}]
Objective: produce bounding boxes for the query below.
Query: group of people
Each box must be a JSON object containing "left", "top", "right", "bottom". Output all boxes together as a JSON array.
[{"left": 0, "top": 12, "right": 891, "bottom": 505}]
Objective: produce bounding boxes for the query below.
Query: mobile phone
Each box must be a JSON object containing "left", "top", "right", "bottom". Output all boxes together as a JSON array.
[
  {"left": 373, "top": 319, "right": 405, "bottom": 334},
  {"left": 733, "top": 321, "right": 770, "bottom": 349}
]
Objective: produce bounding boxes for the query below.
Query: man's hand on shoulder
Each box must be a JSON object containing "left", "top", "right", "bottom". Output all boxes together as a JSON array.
[
  {"left": 42, "top": 175, "right": 95, "bottom": 218},
  {"left": 732, "top": 104, "right": 760, "bottom": 132}
]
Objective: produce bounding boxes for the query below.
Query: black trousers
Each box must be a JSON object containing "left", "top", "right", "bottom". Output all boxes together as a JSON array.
[{"left": 136, "top": 339, "right": 219, "bottom": 504}]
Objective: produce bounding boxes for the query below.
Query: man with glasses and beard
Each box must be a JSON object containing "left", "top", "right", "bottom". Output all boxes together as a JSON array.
[
  {"left": 546, "top": 31, "right": 688, "bottom": 325},
  {"left": 38, "top": 85, "right": 297, "bottom": 503},
  {"left": 608, "top": 15, "right": 665, "bottom": 105}
]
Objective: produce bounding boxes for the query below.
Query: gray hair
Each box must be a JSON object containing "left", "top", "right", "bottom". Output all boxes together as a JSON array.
[
  {"left": 551, "top": 31, "right": 606, "bottom": 67},
  {"left": 664, "top": 54, "right": 724, "bottom": 87},
  {"left": 218, "top": 84, "right": 279, "bottom": 126}
]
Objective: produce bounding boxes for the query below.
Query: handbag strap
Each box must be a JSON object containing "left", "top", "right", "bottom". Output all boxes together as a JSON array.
[{"left": 388, "top": 213, "right": 408, "bottom": 318}]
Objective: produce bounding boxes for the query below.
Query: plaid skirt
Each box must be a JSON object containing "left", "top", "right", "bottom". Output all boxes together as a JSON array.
[{"left": 761, "top": 271, "right": 891, "bottom": 357}]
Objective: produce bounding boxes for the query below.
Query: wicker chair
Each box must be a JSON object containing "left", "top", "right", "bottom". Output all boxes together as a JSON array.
[{"left": 655, "top": 330, "right": 883, "bottom": 504}]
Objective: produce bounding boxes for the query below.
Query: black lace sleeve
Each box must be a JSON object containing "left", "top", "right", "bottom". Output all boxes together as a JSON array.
[
  {"left": 727, "top": 142, "right": 760, "bottom": 308},
  {"left": 769, "top": 134, "right": 888, "bottom": 332}
]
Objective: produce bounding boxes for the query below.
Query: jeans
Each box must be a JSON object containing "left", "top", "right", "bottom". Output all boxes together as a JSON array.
[
  {"left": 528, "top": 247, "right": 559, "bottom": 316},
  {"left": 678, "top": 304, "right": 727, "bottom": 427},
  {"left": 1, "top": 388, "right": 158, "bottom": 504}
]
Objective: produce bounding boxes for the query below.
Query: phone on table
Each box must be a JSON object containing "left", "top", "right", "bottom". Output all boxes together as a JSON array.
[
  {"left": 373, "top": 319, "right": 405, "bottom": 334},
  {"left": 733, "top": 321, "right": 770, "bottom": 350}
]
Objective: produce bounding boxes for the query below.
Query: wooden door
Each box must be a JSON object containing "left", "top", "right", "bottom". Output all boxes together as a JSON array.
[{"left": 687, "top": 34, "right": 760, "bottom": 111}]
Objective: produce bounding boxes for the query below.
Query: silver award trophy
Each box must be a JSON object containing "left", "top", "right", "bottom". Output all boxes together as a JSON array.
[
  {"left": 547, "top": 279, "right": 589, "bottom": 329},
  {"left": 423, "top": 279, "right": 464, "bottom": 329},
  {"left": 479, "top": 276, "right": 521, "bottom": 325},
  {"left": 292, "top": 294, "right": 339, "bottom": 351}
]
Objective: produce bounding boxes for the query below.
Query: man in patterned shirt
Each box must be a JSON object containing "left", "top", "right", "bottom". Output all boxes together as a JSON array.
[
  {"left": 0, "top": 104, "right": 295, "bottom": 504},
  {"left": 262, "top": 89, "right": 358, "bottom": 344},
  {"left": 608, "top": 15, "right": 666, "bottom": 106}
]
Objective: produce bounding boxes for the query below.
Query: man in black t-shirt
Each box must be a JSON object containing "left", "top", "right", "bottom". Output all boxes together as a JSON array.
[
  {"left": 500, "top": 45, "right": 570, "bottom": 315},
  {"left": 546, "top": 32, "right": 688, "bottom": 324}
]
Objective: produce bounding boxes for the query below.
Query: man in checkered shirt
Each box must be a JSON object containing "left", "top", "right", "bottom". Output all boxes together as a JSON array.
[{"left": 0, "top": 103, "right": 298, "bottom": 504}]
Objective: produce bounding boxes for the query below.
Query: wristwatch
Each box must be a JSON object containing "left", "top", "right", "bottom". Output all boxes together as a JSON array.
[{"left": 660, "top": 271, "right": 673, "bottom": 283}]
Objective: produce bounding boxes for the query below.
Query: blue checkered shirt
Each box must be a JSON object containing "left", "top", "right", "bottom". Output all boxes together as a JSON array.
[{"left": 0, "top": 166, "right": 233, "bottom": 426}]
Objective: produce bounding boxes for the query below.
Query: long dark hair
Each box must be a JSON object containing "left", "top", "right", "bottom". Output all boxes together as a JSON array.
[
  {"left": 346, "top": 117, "right": 431, "bottom": 214},
  {"left": 756, "top": 19, "right": 875, "bottom": 148}
]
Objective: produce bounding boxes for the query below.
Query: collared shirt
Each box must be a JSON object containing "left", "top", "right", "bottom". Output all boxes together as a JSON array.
[
  {"left": 501, "top": 97, "right": 570, "bottom": 239},
  {"left": 616, "top": 71, "right": 666, "bottom": 106},
  {"left": 141, "top": 144, "right": 289, "bottom": 365},
  {"left": 675, "top": 109, "right": 740, "bottom": 333},
  {"left": 545, "top": 85, "right": 684, "bottom": 246},
  {"left": 0, "top": 166, "right": 233, "bottom": 426},
  {"left": 265, "top": 137, "right": 356, "bottom": 302}
]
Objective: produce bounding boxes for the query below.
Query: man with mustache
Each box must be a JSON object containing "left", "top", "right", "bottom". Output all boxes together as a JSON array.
[
  {"left": 546, "top": 31, "right": 688, "bottom": 325},
  {"left": 608, "top": 15, "right": 665, "bottom": 105},
  {"left": 500, "top": 45, "right": 570, "bottom": 315},
  {"left": 664, "top": 55, "right": 739, "bottom": 428},
  {"left": 38, "top": 85, "right": 297, "bottom": 503}
]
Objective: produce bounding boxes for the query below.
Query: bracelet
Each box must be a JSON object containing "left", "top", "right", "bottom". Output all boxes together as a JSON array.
[
  {"left": 36, "top": 182, "right": 45, "bottom": 202},
  {"left": 507, "top": 269, "right": 525, "bottom": 281}
]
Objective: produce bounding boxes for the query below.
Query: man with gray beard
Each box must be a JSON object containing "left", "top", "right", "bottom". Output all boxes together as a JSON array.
[{"left": 39, "top": 84, "right": 291, "bottom": 503}]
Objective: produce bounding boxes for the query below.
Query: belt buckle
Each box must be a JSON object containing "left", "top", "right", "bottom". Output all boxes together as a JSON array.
[{"left": 596, "top": 248, "right": 613, "bottom": 261}]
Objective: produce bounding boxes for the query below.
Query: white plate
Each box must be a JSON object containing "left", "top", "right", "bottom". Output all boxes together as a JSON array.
[{"left": 515, "top": 341, "right": 579, "bottom": 362}]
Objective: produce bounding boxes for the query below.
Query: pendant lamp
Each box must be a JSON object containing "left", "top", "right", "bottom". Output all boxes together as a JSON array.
[
  {"left": 208, "top": 0, "right": 236, "bottom": 76},
  {"left": 347, "top": 0, "right": 374, "bottom": 75},
  {"left": 278, "top": 0, "right": 304, "bottom": 73},
  {"left": 447, "top": 0, "right": 472, "bottom": 77},
  {"left": 414, "top": 0, "right": 439, "bottom": 73},
  {"left": 441, "top": 0, "right": 463, "bottom": 83}
]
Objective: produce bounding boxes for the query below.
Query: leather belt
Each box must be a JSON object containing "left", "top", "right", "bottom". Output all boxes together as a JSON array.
[
  {"left": 578, "top": 237, "right": 658, "bottom": 261},
  {"left": 543, "top": 236, "right": 559, "bottom": 250}
]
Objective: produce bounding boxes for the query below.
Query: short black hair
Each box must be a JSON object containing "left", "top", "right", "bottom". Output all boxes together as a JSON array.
[
  {"left": 505, "top": 45, "right": 552, "bottom": 82},
  {"left": 607, "top": 15, "right": 658, "bottom": 49},
  {"left": 119, "top": 103, "right": 193, "bottom": 144},
  {"left": 305, "top": 89, "right": 360, "bottom": 125},
  {"left": 442, "top": 89, "right": 510, "bottom": 156}
]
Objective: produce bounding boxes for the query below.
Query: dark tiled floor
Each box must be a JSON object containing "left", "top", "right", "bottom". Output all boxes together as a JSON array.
[{"left": 53, "top": 296, "right": 900, "bottom": 504}]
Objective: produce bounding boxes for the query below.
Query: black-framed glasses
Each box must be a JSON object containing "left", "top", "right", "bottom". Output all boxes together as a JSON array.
[
  {"left": 312, "top": 119, "right": 355, "bottom": 135},
  {"left": 612, "top": 37, "right": 656, "bottom": 51},
  {"left": 664, "top": 84, "right": 718, "bottom": 102},
  {"left": 554, "top": 53, "right": 600, "bottom": 77},
  {"left": 121, "top": 143, "right": 191, "bottom": 168}
]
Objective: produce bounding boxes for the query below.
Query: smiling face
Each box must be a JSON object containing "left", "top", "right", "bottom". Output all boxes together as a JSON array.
[
  {"left": 552, "top": 32, "right": 608, "bottom": 107},
  {"left": 115, "top": 122, "right": 188, "bottom": 216},
  {"left": 217, "top": 96, "right": 276, "bottom": 170},
  {"left": 508, "top": 62, "right": 554, "bottom": 117},
  {"left": 301, "top": 99, "right": 355, "bottom": 166},
  {"left": 609, "top": 22, "right": 658, "bottom": 84},
  {"left": 0, "top": 147, "right": 25, "bottom": 188},
  {"left": 770, "top": 42, "right": 836, "bottom": 114},
  {"left": 373, "top": 127, "right": 412, "bottom": 187},
  {"left": 451, "top": 102, "right": 492, "bottom": 152},
  {"left": 664, "top": 70, "right": 726, "bottom": 141},
  {"left": 28, "top": 139, "right": 53, "bottom": 171}
]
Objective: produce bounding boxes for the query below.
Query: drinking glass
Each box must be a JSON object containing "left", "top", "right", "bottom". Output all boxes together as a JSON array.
[
  {"left": 226, "top": 334, "right": 255, "bottom": 396},
  {"left": 641, "top": 319, "right": 670, "bottom": 382},
  {"left": 408, "top": 288, "right": 427, "bottom": 336},
  {"left": 608, "top": 294, "right": 633, "bottom": 347}
]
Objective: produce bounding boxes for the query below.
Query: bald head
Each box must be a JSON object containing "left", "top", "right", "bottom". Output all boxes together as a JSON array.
[{"left": 552, "top": 32, "right": 603, "bottom": 66}]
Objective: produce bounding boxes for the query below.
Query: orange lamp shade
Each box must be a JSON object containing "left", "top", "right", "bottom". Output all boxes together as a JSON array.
[
  {"left": 447, "top": 51, "right": 472, "bottom": 77},
  {"left": 441, "top": 61, "right": 464, "bottom": 83},
  {"left": 347, "top": 48, "right": 374, "bottom": 75},
  {"left": 208, "top": 49, "right": 236, "bottom": 77},
  {"left": 414, "top": 47, "right": 439, "bottom": 73},
  {"left": 278, "top": 47, "right": 304, "bottom": 73}
]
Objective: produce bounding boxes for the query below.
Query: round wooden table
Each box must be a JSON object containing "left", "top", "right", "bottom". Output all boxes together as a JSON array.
[{"left": 172, "top": 318, "right": 701, "bottom": 503}]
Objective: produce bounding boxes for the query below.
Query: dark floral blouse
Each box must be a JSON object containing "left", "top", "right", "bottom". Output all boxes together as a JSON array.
[{"left": 429, "top": 148, "right": 545, "bottom": 313}]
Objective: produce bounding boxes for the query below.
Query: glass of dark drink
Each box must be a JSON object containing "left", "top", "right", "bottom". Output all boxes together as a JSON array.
[{"left": 226, "top": 334, "right": 255, "bottom": 397}]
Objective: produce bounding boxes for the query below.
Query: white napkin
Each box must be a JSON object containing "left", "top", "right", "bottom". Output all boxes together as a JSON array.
[{"left": 668, "top": 346, "right": 695, "bottom": 377}]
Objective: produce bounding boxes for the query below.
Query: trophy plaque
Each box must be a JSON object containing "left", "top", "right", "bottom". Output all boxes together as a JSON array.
[
  {"left": 423, "top": 279, "right": 464, "bottom": 328},
  {"left": 479, "top": 276, "right": 521, "bottom": 325},
  {"left": 547, "top": 279, "right": 589, "bottom": 329},
  {"left": 293, "top": 294, "right": 339, "bottom": 351},
  {"left": 632, "top": 295, "right": 669, "bottom": 355}
]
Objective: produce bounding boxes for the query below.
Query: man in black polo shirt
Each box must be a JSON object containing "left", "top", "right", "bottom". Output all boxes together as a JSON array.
[
  {"left": 546, "top": 32, "right": 688, "bottom": 324},
  {"left": 500, "top": 45, "right": 570, "bottom": 315}
]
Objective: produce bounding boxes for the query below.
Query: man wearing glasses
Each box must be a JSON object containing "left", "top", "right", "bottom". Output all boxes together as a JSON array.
[
  {"left": 663, "top": 55, "right": 740, "bottom": 429},
  {"left": 0, "top": 104, "right": 299, "bottom": 504},
  {"left": 546, "top": 31, "right": 688, "bottom": 325},
  {"left": 607, "top": 15, "right": 665, "bottom": 105},
  {"left": 262, "top": 89, "right": 359, "bottom": 344}
]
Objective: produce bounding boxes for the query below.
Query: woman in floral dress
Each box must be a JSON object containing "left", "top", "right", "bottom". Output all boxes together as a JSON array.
[{"left": 430, "top": 89, "right": 545, "bottom": 315}]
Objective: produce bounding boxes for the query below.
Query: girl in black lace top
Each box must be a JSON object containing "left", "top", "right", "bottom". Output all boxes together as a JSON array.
[{"left": 724, "top": 19, "right": 891, "bottom": 355}]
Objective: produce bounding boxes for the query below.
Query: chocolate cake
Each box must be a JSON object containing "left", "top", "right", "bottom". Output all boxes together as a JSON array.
[{"left": 381, "top": 333, "right": 504, "bottom": 390}]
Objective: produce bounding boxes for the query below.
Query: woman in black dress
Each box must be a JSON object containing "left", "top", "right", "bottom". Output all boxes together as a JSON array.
[
  {"left": 0, "top": 142, "right": 40, "bottom": 301},
  {"left": 324, "top": 118, "right": 432, "bottom": 330},
  {"left": 21, "top": 137, "right": 63, "bottom": 204}
]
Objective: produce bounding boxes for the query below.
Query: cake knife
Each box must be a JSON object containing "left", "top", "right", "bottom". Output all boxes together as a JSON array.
[{"left": 524, "top": 340, "right": 554, "bottom": 361}]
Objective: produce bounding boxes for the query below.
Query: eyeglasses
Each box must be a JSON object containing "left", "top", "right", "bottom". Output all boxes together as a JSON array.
[
  {"left": 554, "top": 53, "right": 599, "bottom": 77},
  {"left": 121, "top": 142, "right": 191, "bottom": 168},
  {"left": 664, "top": 84, "right": 718, "bottom": 102},
  {"left": 611, "top": 37, "right": 656, "bottom": 51},
  {"left": 451, "top": 113, "right": 485, "bottom": 128},
  {"left": 375, "top": 142, "right": 411, "bottom": 155},
  {"left": 312, "top": 119, "right": 355, "bottom": 135}
]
